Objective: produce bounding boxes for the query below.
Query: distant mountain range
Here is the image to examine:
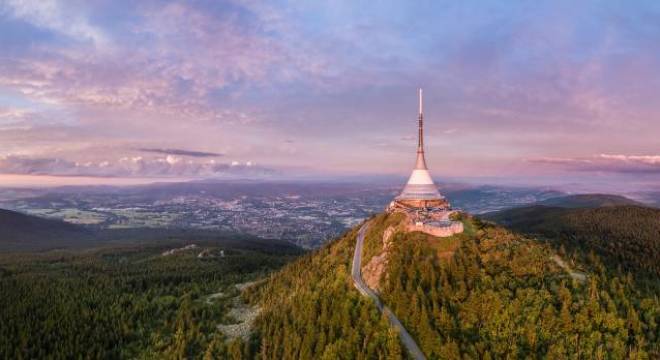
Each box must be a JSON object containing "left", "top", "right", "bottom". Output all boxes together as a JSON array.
[
  {"left": 0, "top": 192, "right": 653, "bottom": 252},
  {"left": 535, "top": 193, "right": 644, "bottom": 208},
  {"left": 0, "top": 209, "right": 91, "bottom": 251},
  {"left": 479, "top": 193, "right": 648, "bottom": 224},
  {"left": 0, "top": 208, "right": 300, "bottom": 252},
  {"left": 481, "top": 195, "right": 660, "bottom": 278},
  {"left": 0, "top": 181, "right": 571, "bottom": 248}
]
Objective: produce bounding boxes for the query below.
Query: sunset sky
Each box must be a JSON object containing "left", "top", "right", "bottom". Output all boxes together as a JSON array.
[{"left": 0, "top": 1, "right": 659, "bottom": 188}]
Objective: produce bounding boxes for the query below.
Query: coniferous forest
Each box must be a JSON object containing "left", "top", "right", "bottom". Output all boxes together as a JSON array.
[
  {"left": 0, "top": 238, "right": 301, "bottom": 359},
  {"left": 249, "top": 209, "right": 659, "bottom": 359},
  {"left": 381, "top": 218, "right": 658, "bottom": 358},
  {"left": 484, "top": 205, "right": 660, "bottom": 279},
  {"left": 1, "top": 206, "right": 658, "bottom": 359},
  {"left": 245, "top": 226, "right": 401, "bottom": 359}
]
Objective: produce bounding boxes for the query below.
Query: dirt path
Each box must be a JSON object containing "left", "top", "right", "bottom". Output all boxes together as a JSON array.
[
  {"left": 212, "top": 281, "right": 264, "bottom": 341},
  {"left": 552, "top": 255, "right": 587, "bottom": 282}
]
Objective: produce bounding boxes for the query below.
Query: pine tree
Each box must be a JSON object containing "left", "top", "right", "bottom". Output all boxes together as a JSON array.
[{"left": 386, "top": 329, "right": 402, "bottom": 360}]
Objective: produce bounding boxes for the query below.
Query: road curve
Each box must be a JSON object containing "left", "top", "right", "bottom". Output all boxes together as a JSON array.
[{"left": 352, "top": 223, "right": 427, "bottom": 360}]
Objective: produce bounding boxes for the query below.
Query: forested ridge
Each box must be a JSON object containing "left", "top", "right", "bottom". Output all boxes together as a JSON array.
[
  {"left": 484, "top": 205, "right": 660, "bottom": 279},
  {"left": 0, "top": 238, "right": 301, "bottom": 359},
  {"left": 244, "top": 225, "right": 403, "bottom": 359},
  {"left": 250, "top": 212, "right": 659, "bottom": 359},
  {"left": 1, "top": 206, "right": 658, "bottom": 359},
  {"left": 0, "top": 209, "right": 91, "bottom": 251},
  {"left": 381, "top": 217, "right": 658, "bottom": 358},
  {"left": 537, "top": 194, "right": 644, "bottom": 208}
]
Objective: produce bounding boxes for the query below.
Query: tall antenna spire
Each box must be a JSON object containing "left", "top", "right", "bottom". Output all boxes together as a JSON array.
[
  {"left": 418, "top": 88, "right": 424, "bottom": 152},
  {"left": 414, "top": 88, "right": 428, "bottom": 170}
]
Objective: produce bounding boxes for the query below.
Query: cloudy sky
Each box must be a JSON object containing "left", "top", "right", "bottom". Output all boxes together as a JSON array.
[{"left": 0, "top": 0, "right": 659, "bottom": 188}]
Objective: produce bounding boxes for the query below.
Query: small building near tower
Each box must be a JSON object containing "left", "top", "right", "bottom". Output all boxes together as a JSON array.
[{"left": 387, "top": 89, "right": 464, "bottom": 237}]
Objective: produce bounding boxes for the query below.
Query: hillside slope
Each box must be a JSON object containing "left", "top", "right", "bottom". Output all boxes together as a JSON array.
[
  {"left": 0, "top": 209, "right": 91, "bottom": 251},
  {"left": 245, "top": 225, "right": 400, "bottom": 359},
  {"left": 246, "top": 212, "right": 659, "bottom": 359},
  {"left": 537, "top": 194, "right": 644, "bottom": 208},
  {"left": 0, "top": 238, "right": 302, "bottom": 359},
  {"left": 483, "top": 205, "right": 660, "bottom": 278}
]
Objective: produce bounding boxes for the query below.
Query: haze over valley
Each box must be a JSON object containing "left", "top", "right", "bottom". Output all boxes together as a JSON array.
[{"left": 0, "top": 180, "right": 573, "bottom": 249}]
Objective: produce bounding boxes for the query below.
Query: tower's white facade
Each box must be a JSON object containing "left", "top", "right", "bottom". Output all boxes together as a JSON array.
[
  {"left": 395, "top": 89, "right": 447, "bottom": 206},
  {"left": 388, "top": 89, "right": 462, "bottom": 237}
]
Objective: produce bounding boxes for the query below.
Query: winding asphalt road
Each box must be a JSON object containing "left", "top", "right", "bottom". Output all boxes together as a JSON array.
[{"left": 352, "top": 223, "right": 427, "bottom": 360}]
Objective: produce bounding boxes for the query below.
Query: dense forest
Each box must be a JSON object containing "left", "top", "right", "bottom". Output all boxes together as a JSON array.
[
  {"left": 0, "top": 237, "right": 301, "bottom": 359},
  {"left": 2, "top": 205, "right": 658, "bottom": 359},
  {"left": 244, "top": 225, "right": 402, "bottom": 359},
  {"left": 484, "top": 205, "right": 660, "bottom": 279},
  {"left": 250, "top": 211, "right": 659, "bottom": 359},
  {"left": 382, "top": 218, "right": 658, "bottom": 358}
]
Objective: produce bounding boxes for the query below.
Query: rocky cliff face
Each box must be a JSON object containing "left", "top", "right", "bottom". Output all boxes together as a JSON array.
[
  {"left": 404, "top": 220, "right": 464, "bottom": 237},
  {"left": 362, "top": 226, "right": 395, "bottom": 291}
]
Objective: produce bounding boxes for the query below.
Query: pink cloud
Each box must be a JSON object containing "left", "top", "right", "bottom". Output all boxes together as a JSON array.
[
  {"left": 0, "top": 1, "right": 659, "bottom": 182},
  {"left": 528, "top": 154, "right": 660, "bottom": 174},
  {"left": 0, "top": 154, "right": 274, "bottom": 178},
  {"left": 0, "top": 2, "right": 307, "bottom": 125},
  {"left": 598, "top": 154, "right": 660, "bottom": 165}
]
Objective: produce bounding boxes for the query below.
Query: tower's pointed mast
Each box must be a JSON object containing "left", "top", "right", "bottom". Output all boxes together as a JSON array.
[
  {"left": 415, "top": 88, "right": 428, "bottom": 169},
  {"left": 395, "top": 87, "right": 444, "bottom": 203}
]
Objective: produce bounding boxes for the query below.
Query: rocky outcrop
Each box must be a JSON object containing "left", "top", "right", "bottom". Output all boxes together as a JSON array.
[
  {"left": 161, "top": 244, "right": 197, "bottom": 256},
  {"left": 404, "top": 220, "right": 464, "bottom": 237},
  {"left": 216, "top": 281, "right": 264, "bottom": 341},
  {"left": 362, "top": 226, "right": 396, "bottom": 292},
  {"left": 216, "top": 297, "right": 261, "bottom": 341},
  {"left": 361, "top": 213, "right": 463, "bottom": 292},
  {"left": 363, "top": 254, "right": 387, "bottom": 291}
]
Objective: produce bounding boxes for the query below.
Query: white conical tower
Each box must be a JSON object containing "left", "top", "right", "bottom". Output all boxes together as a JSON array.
[{"left": 396, "top": 89, "right": 447, "bottom": 206}]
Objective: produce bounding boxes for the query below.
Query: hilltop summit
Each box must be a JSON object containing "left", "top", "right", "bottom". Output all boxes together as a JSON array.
[{"left": 244, "top": 207, "right": 659, "bottom": 358}]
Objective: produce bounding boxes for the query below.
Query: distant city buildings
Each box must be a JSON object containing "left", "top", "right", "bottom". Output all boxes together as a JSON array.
[{"left": 0, "top": 181, "right": 562, "bottom": 248}]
